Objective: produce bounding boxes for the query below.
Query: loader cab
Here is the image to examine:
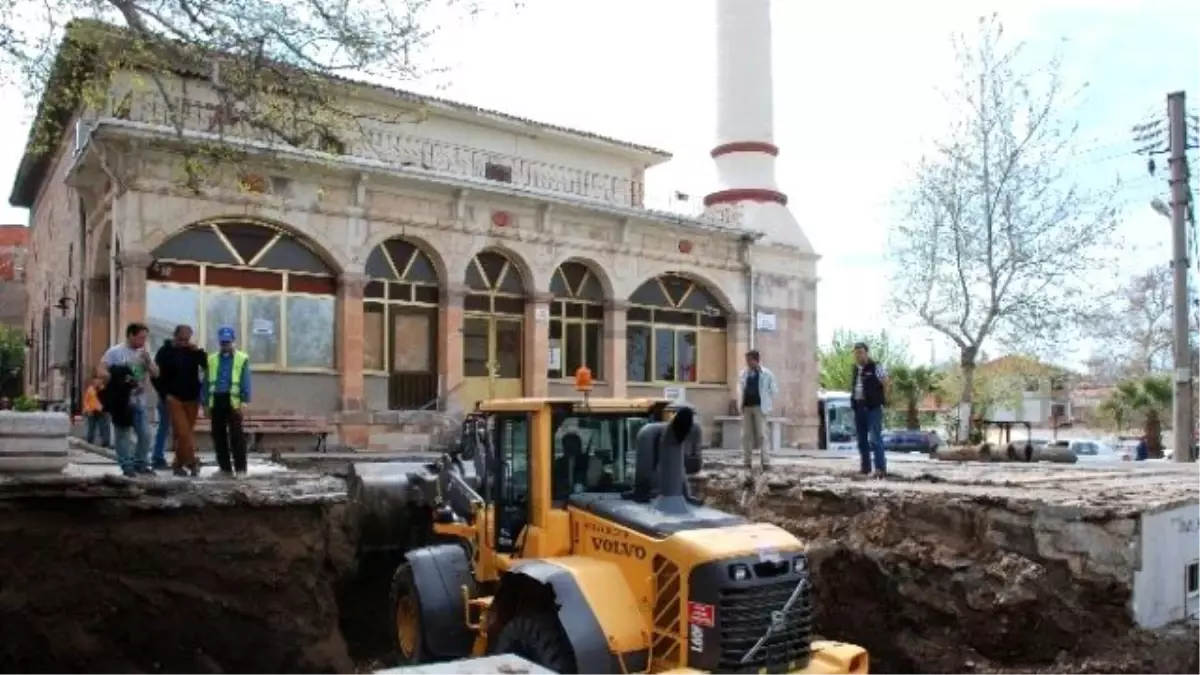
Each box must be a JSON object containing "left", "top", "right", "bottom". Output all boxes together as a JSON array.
[{"left": 478, "top": 397, "right": 673, "bottom": 556}]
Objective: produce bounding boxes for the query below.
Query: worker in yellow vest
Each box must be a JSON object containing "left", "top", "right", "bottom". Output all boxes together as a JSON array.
[{"left": 201, "top": 325, "right": 252, "bottom": 479}]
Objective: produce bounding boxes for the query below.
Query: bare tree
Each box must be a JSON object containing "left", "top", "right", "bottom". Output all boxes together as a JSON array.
[
  {"left": 1093, "top": 264, "right": 1173, "bottom": 376},
  {"left": 0, "top": 0, "right": 517, "bottom": 186},
  {"left": 887, "top": 14, "right": 1120, "bottom": 440}
]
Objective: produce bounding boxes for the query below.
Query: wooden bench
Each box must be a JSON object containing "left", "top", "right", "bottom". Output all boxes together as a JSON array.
[{"left": 194, "top": 413, "right": 331, "bottom": 455}]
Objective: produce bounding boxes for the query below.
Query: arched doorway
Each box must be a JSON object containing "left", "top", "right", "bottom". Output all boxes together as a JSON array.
[
  {"left": 626, "top": 273, "right": 728, "bottom": 384},
  {"left": 146, "top": 221, "right": 337, "bottom": 369},
  {"left": 548, "top": 261, "right": 605, "bottom": 380},
  {"left": 462, "top": 250, "right": 525, "bottom": 403},
  {"left": 363, "top": 238, "right": 440, "bottom": 409}
]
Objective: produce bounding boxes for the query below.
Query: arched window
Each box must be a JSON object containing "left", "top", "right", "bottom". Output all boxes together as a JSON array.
[
  {"left": 146, "top": 221, "right": 337, "bottom": 369},
  {"left": 626, "top": 274, "right": 727, "bottom": 384},
  {"left": 363, "top": 238, "right": 440, "bottom": 373},
  {"left": 548, "top": 261, "right": 605, "bottom": 379}
]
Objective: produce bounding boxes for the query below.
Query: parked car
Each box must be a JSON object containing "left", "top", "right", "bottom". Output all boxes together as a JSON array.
[
  {"left": 1047, "top": 439, "right": 1124, "bottom": 462},
  {"left": 882, "top": 429, "right": 940, "bottom": 454}
]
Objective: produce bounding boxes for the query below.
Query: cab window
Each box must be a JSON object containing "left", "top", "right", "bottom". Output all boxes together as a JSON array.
[
  {"left": 493, "top": 414, "right": 531, "bottom": 552},
  {"left": 550, "top": 412, "right": 652, "bottom": 503}
]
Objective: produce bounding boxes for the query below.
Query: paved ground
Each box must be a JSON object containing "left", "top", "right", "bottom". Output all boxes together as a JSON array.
[{"left": 702, "top": 448, "right": 1200, "bottom": 513}]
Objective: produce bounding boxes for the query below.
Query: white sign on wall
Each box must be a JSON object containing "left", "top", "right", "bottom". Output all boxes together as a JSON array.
[
  {"left": 756, "top": 311, "right": 777, "bottom": 332},
  {"left": 663, "top": 387, "right": 687, "bottom": 404},
  {"left": 534, "top": 305, "right": 551, "bottom": 321}
]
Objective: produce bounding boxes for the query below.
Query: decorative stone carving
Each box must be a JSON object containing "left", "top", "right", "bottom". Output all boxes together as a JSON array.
[
  {"left": 0, "top": 411, "right": 70, "bottom": 474},
  {"left": 338, "top": 273, "right": 370, "bottom": 297},
  {"left": 115, "top": 250, "right": 154, "bottom": 270}
]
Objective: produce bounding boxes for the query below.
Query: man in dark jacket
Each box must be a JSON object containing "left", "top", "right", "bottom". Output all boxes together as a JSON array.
[
  {"left": 155, "top": 325, "right": 207, "bottom": 477},
  {"left": 850, "top": 342, "right": 890, "bottom": 478}
]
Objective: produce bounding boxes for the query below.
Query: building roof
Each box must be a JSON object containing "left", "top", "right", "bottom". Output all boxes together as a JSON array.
[
  {"left": 977, "top": 354, "right": 1075, "bottom": 378},
  {"left": 0, "top": 225, "right": 29, "bottom": 247},
  {"left": 8, "top": 20, "right": 674, "bottom": 209}
]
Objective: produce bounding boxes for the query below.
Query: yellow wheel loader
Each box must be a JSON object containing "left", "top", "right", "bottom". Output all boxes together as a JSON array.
[{"left": 348, "top": 375, "right": 869, "bottom": 674}]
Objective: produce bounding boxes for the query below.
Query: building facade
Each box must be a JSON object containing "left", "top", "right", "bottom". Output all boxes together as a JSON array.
[
  {"left": 977, "top": 355, "right": 1075, "bottom": 427},
  {"left": 10, "top": 40, "right": 818, "bottom": 447}
]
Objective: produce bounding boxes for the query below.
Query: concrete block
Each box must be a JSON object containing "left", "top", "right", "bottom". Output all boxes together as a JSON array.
[{"left": 0, "top": 411, "right": 70, "bottom": 475}]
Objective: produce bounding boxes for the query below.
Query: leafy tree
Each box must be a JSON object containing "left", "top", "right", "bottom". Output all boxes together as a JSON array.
[
  {"left": 886, "top": 14, "right": 1120, "bottom": 440},
  {"left": 1105, "top": 375, "right": 1172, "bottom": 457},
  {"left": 0, "top": 0, "right": 518, "bottom": 187},
  {"left": 1092, "top": 264, "right": 1172, "bottom": 377},
  {"left": 818, "top": 329, "right": 910, "bottom": 392},
  {"left": 0, "top": 325, "right": 24, "bottom": 396},
  {"left": 889, "top": 364, "right": 942, "bottom": 430}
]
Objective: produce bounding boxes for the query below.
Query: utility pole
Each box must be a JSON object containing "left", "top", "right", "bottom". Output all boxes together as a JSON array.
[{"left": 1167, "top": 91, "right": 1193, "bottom": 462}]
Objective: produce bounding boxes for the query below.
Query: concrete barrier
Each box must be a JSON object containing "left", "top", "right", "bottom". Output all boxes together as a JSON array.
[{"left": 0, "top": 411, "right": 71, "bottom": 474}]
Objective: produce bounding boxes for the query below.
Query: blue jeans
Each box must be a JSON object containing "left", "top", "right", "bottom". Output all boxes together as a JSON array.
[
  {"left": 114, "top": 403, "right": 152, "bottom": 473},
  {"left": 84, "top": 413, "right": 111, "bottom": 447},
  {"left": 153, "top": 397, "right": 171, "bottom": 465},
  {"left": 854, "top": 405, "right": 886, "bottom": 473}
]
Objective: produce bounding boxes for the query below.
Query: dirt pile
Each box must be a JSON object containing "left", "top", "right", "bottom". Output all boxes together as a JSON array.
[
  {"left": 0, "top": 474, "right": 357, "bottom": 674},
  {"left": 693, "top": 467, "right": 1200, "bottom": 674}
]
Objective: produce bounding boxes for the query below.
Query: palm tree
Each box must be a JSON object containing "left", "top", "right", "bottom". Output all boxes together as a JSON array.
[
  {"left": 1108, "top": 375, "right": 1173, "bottom": 457},
  {"left": 890, "top": 365, "right": 941, "bottom": 430}
]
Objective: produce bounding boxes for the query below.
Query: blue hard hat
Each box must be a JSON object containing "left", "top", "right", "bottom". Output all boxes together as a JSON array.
[{"left": 217, "top": 325, "right": 236, "bottom": 343}]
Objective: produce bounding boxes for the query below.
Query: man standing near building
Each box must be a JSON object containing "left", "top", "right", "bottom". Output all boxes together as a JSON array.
[
  {"left": 98, "top": 322, "right": 159, "bottom": 476},
  {"left": 156, "top": 325, "right": 207, "bottom": 477},
  {"left": 851, "top": 342, "right": 889, "bottom": 478},
  {"left": 202, "top": 326, "right": 252, "bottom": 479},
  {"left": 738, "top": 349, "right": 778, "bottom": 473}
]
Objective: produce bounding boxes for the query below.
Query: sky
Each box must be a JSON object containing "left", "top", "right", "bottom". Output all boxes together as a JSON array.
[{"left": 1, "top": 0, "right": 1197, "bottom": 368}]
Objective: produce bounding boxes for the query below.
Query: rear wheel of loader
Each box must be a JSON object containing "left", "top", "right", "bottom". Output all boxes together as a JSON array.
[
  {"left": 493, "top": 612, "right": 578, "bottom": 674},
  {"left": 390, "top": 563, "right": 426, "bottom": 664}
]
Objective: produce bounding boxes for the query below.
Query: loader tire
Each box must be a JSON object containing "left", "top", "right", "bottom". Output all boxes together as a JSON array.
[
  {"left": 390, "top": 563, "right": 428, "bottom": 664},
  {"left": 493, "top": 611, "right": 579, "bottom": 674}
]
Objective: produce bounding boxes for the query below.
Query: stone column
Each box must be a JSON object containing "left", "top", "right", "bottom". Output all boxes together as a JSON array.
[
  {"left": 337, "top": 273, "right": 368, "bottom": 411},
  {"left": 604, "top": 299, "right": 628, "bottom": 397},
  {"left": 439, "top": 283, "right": 466, "bottom": 409},
  {"left": 524, "top": 291, "right": 552, "bottom": 397},
  {"left": 337, "top": 273, "right": 369, "bottom": 448},
  {"left": 116, "top": 250, "right": 153, "bottom": 332},
  {"left": 726, "top": 311, "right": 750, "bottom": 406},
  {"left": 83, "top": 277, "right": 111, "bottom": 377}
]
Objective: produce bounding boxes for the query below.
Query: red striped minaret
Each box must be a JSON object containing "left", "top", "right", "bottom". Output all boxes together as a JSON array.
[{"left": 705, "top": 0, "right": 811, "bottom": 251}]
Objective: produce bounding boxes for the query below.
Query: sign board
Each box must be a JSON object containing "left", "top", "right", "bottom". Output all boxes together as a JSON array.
[
  {"left": 252, "top": 319, "right": 274, "bottom": 336},
  {"left": 756, "top": 311, "right": 777, "bottom": 332},
  {"left": 534, "top": 305, "right": 551, "bottom": 322},
  {"left": 663, "top": 387, "right": 687, "bottom": 404},
  {"left": 548, "top": 345, "right": 562, "bottom": 370}
]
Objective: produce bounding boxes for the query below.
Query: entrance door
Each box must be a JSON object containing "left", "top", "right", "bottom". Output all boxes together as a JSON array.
[{"left": 462, "top": 316, "right": 524, "bottom": 406}]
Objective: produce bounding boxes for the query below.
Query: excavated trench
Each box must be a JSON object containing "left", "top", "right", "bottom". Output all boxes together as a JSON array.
[{"left": 0, "top": 466, "right": 1196, "bottom": 675}]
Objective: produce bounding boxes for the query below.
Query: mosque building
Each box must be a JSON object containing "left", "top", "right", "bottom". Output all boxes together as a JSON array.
[{"left": 11, "top": 0, "right": 817, "bottom": 448}]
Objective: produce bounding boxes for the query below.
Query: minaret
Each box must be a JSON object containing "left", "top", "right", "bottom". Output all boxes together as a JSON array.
[{"left": 704, "top": 0, "right": 812, "bottom": 252}]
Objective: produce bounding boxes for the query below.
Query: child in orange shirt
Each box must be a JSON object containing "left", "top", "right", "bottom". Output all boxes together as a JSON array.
[{"left": 83, "top": 377, "right": 112, "bottom": 448}]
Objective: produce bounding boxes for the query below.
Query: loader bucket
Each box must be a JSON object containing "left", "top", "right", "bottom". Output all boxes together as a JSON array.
[{"left": 347, "top": 461, "right": 435, "bottom": 555}]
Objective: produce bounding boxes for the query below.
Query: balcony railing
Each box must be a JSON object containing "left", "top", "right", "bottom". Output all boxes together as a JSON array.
[{"left": 114, "top": 92, "right": 651, "bottom": 209}]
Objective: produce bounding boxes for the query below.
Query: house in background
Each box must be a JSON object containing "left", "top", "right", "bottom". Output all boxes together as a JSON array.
[
  {"left": 0, "top": 225, "right": 28, "bottom": 326},
  {"left": 977, "top": 355, "right": 1075, "bottom": 427},
  {"left": 0, "top": 225, "right": 29, "bottom": 399}
]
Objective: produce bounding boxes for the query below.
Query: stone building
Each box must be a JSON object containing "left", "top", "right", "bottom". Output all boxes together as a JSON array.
[{"left": 10, "top": 10, "right": 817, "bottom": 448}]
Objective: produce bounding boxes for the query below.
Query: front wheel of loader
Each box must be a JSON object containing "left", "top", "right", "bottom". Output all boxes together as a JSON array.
[
  {"left": 390, "top": 563, "right": 427, "bottom": 664},
  {"left": 492, "top": 612, "right": 579, "bottom": 674}
]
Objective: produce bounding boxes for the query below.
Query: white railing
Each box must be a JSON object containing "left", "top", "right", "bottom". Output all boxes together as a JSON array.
[{"left": 113, "top": 91, "right": 741, "bottom": 227}]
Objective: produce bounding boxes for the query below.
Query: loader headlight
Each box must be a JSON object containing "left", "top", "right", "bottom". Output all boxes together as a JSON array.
[
  {"left": 729, "top": 563, "right": 751, "bottom": 582},
  {"left": 793, "top": 555, "right": 808, "bottom": 573}
]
